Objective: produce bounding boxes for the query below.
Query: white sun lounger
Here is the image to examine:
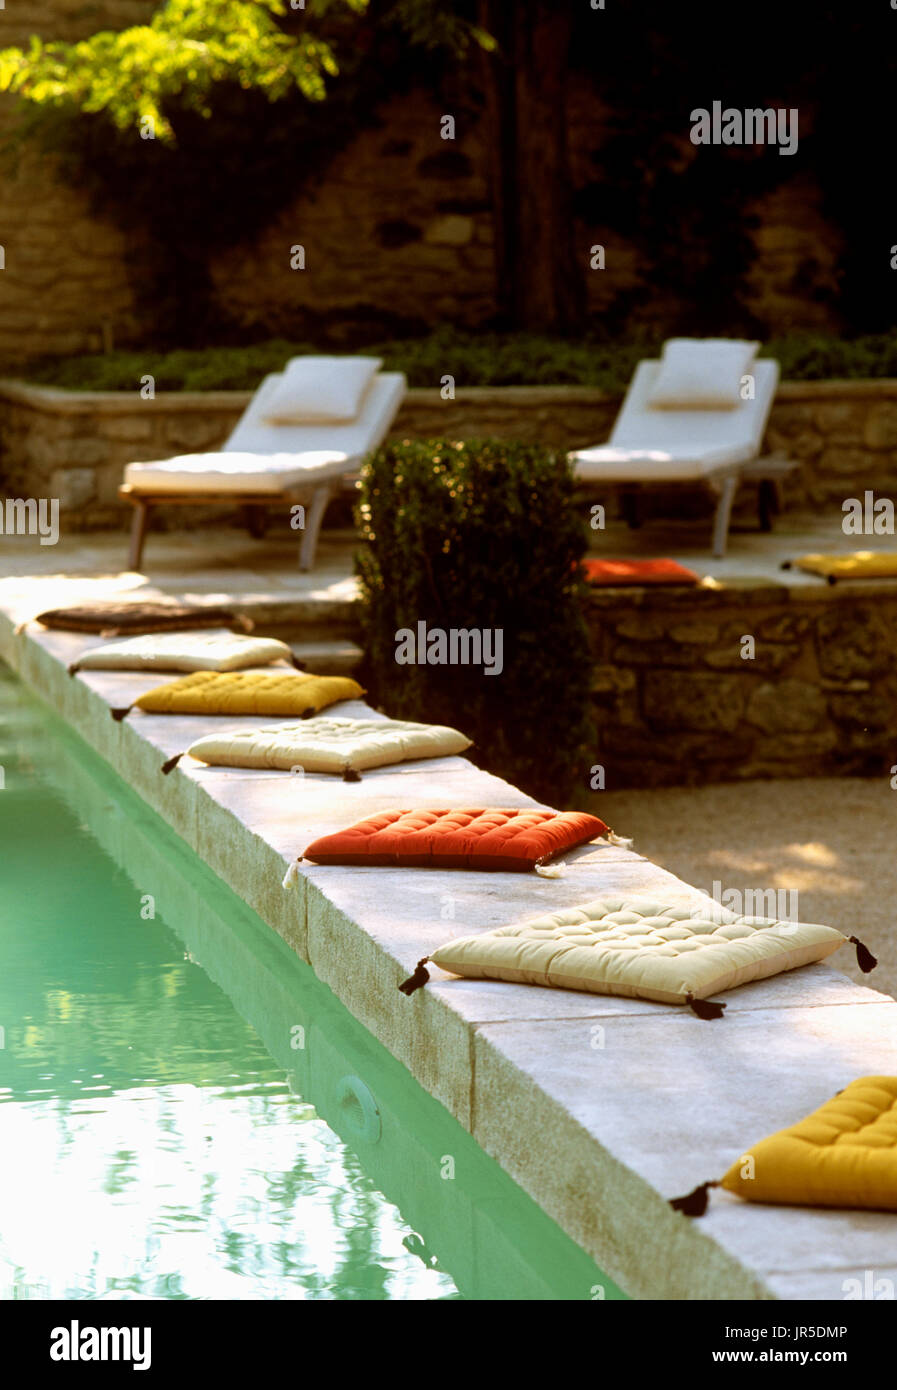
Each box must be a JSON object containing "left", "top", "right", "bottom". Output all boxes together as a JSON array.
[
  {"left": 570, "top": 357, "right": 790, "bottom": 557},
  {"left": 120, "top": 369, "right": 406, "bottom": 571}
]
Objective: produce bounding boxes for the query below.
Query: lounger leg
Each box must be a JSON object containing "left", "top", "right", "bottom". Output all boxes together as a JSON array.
[
  {"left": 298, "top": 485, "right": 333, "bottom": 572},
  {"left": 244, "top": 504, "right": 269, "bottom": 539},
  {"left": 128, "top": 500, "right": 151, "bottom": 570},
  {"left": 621, "top": 489, "right": 642, "bottom": 529},
  {"left": 710, "top": 475, "right": 738, "bottom": 559}
]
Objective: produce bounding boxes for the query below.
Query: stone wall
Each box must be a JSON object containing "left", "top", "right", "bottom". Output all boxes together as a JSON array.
[
  {"left": 586, "top": 582, "right": 897, "bottom": 788},
  {"left": 0, "top": 4, "right": 849, "bottom": 365},
  {"left": 0, "top": 1, "right": 155, "bottom": 364},
  {"left": 1, "top": 378, "right": 896, "bottom": 529}
]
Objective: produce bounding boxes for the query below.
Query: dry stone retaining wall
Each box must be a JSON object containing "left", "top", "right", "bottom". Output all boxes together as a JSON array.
[
  {"left": 586, "top": 583, "right": 897, "bottom": 788},
  {"left": 1, "top": 379, "right": 896, "bottom": 528}
]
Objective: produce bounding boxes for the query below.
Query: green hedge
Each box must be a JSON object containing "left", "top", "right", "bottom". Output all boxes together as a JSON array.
[
  {"left": 355, "top": 438, "right": 595, "bottom": 806},
  {"left": 21, "top": 328, "right": 897, "bottom": 393}
]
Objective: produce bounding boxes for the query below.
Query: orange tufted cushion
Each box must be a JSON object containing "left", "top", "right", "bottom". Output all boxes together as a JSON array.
[
  {"left": 581, "top": 558, "right": 699, "bottom": 587},
  {"left": 302, "top": 808, "right": 610, "bottom": 872}
]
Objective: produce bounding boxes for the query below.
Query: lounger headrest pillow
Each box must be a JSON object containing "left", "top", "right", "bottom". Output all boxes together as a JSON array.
[
  {"left": 647, "top": 338, "right": 760, "bottom": 410},
  {"left": 262, "top": 356, "right": 383, "bottom": 425},
  {"left": 110, "top": 669, "right": 364, "bottom": 721},
  {"left": 402, "top": 896, "right": 873, "bottom": 1015},
  {"left": 70, "top": 631, "right": 296, "bottom": 676},
  {"left": 299, "top": 808, "right": 615, "bottom": 873},
  {"left": 30, "top": 601, "right": 251, "bottom": 637}
]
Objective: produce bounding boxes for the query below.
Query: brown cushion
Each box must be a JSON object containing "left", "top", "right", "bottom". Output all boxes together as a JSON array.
[{"left": 34, "top": 601, "right": 249, "bottom": 637}]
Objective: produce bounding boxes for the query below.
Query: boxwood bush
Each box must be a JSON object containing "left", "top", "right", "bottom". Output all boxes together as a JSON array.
[
  {"left": 23, "top": 328, "right": 897, "bottom": 393},
  {"left": 355, "top": 438, "right": 595, "bottom": 806}
]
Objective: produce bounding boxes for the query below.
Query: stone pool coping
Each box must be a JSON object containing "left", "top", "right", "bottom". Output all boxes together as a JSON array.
[{"left": 3, "top": 605, "right": 897, "bottom": 1300}]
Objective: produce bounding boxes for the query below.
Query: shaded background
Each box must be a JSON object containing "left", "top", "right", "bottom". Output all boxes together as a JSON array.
[{"left": 0, "top": 0, "right": 894, "bottom": 365}]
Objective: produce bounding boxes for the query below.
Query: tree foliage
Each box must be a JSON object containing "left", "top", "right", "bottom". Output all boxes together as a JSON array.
[
  {"left": 0, "top": 0, "right": 366, "bottom": 139},
  {"left": 0, "top": 0, "right": 491, "bottom": 140}
]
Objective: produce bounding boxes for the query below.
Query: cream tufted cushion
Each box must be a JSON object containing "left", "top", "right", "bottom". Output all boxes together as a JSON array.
[
  {"left": 70, "top": 631, "right": 294, "bottom": 675},
  {"left": 186, "top": 716, "right": 471, "bottom": 776},
  {"left": 429, "top": 896, "right": 848, "bottom": 1005}
]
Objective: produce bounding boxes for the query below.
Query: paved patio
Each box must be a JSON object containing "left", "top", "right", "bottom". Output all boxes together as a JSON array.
[{"left": 3, "top": 506, "right": 897, "bottom": 616}]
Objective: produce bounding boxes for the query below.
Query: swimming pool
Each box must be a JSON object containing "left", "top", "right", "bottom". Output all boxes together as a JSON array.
[{"left": 0, "top": 664, "right": 623, "bottom": 1301}]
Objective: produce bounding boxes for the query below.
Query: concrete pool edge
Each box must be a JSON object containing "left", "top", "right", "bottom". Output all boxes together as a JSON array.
[{"left": 4, "top": 609, "right": 897, "bottom": 1300}]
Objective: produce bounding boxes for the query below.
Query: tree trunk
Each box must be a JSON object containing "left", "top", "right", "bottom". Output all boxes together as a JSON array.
[{"left": 479, "top": 0, "right": 584, "bottom": 333}]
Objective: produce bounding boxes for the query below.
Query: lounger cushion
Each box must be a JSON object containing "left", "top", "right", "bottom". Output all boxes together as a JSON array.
[
  {"left": 132, "top": 669, "right": 364, "bottom": 717},
  {"left": 647, "top": 338, "right": 759, "bottom": 410},
  {"left": 262, "top": 356, "right": 382, "bottom": 425},
  {"left": 186, "top": 716, "right": 471, "bottom": 775},
  {"left": 784, "top": 552, "right": 897, "bottom": 582},
  {"left": 574, "top": 442, "right": 748, "bottom": 480},
  {"left": 582, "top": 558, "right": 700, "bottom": 587},
  {"left": 124, "top": 372, "right": 406, "bottom": 495},
  {"left": 123, "top": 449, "right": 355, "bottom": 495},
  {"left": 428, "top": 896, "right": 846, "bottom": 1004},
  {"left": 720, "top": 1077, "right": 897, "bottom": 1211},
  {"left": 33, "top": 601, "right": 245, "bottom": 636},
  {"left": 70, "top": 631, "right": 294, "bottom": 675},
  {"left": 571, "top": 358, "right": 779, "bottom": 482},
  {"left": 302, "top": 809, "right": 610, "bottom": 872}
]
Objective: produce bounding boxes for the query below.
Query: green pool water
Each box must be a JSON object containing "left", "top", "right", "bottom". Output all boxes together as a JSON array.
[{"left": 0, "top": 663, "right": 623, "bottom": 1301}]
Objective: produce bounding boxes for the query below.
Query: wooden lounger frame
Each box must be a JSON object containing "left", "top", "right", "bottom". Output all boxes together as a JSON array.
[
  {"left": 119, "top": 477, "right": 350, "bottom": 572},
  {"left": 587, "top": 452, "right": 798, "bottom": 558}
]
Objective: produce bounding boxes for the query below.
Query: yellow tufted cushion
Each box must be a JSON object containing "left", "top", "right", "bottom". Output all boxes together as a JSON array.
[
  {"left": 784, "top": 552, "right": 897, "bottom": 582},
  {"left": 71, "top": 631, "right": 294, "bottom": 675},
  {"left": 186, "top": 716, "right": 471, "bottom": 775},
  {"left": 721, "top": 1077, "right": 897, "bottom": 1210},
  {"left": 429, "top": 896, "right": 848, "bottom": 1005},
  {"left": 132, "top": 669, "right": 364, "bottom": 718}
]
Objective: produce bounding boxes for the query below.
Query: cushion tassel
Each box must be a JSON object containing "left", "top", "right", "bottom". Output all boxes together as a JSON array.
[
  {"left": 669, "top": 1180, "right": 719, "bottom": 1217},
  {"left": 849, "top": 936, "right": 878, "bottom": 973},
  {"left": 535, "top": 859, "right": 567, "bottom": 878},
  {"left": 398, "top": 958, "right": 431, "bottom": 995},
  {"left": 605, "top": 830, "right": 634, "bottom": 850},
  {"left": 342, "top": 767, "right": 362, "bottom": 782},
  {"left": 161, "top": 753, "right": 183, "bottom": 776},
  {"left": 685, "top": 992, "right": 727, "bottom": 1020},
  {"left": 110, "top": 706, "right": 133, "bottom": 722},
  {"left": 282, "top": 859, "right": 302, "bottom": 890}
]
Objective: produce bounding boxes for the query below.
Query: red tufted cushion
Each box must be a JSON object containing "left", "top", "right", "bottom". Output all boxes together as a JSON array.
[
  {"left": 581, "top": 558, "right": 699, "bottom": 587},
  {"left": 302, "top": 808, "right": 610, "bottom": 872}
]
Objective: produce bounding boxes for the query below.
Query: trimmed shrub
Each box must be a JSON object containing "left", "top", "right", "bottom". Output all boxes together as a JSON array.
[
  {"left": 22, "top": 328, "right": 897, "bottom": 393},
  {"left": 355, "top": 438, "right": 595, "bottom": 806}
]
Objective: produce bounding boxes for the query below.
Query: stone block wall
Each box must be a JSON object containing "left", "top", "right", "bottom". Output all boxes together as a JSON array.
[
  {"left": 1, "top": 378, "right": 896, "bottom": 530},
  {"left": 0, "top": 382, "right": 243, "bottom": 524},
  {"left": 0, "top": 4, "right": 851, "bottom": 365},
  {"left": 586, "top": 583, "right": 897, "bottom": 788},
  {"left": 0, "top": 1, "right": 155, "bottom": 364}
]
